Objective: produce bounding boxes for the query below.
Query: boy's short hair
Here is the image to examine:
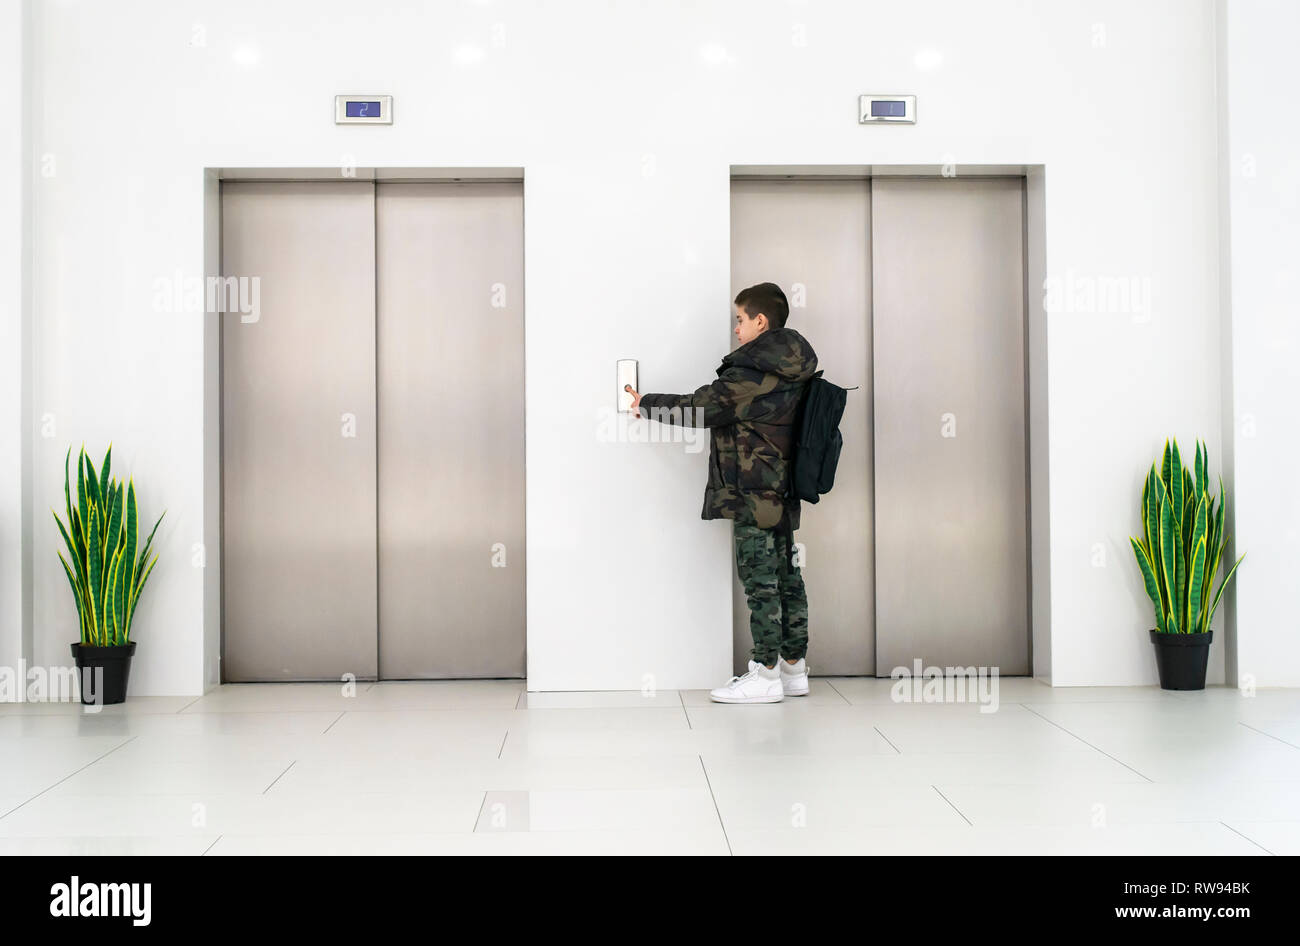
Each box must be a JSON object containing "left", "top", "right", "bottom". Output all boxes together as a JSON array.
[{"left": 734, "top": 282, "right": 789, "bottom": 328}]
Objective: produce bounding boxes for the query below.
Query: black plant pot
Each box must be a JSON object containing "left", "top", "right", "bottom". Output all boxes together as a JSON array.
[
  {"left": 1148, "top": 629, "right": 1212, "bottom": 691},
  {"left": 70, "top": 641, "right": 137, "bottom": 705}
]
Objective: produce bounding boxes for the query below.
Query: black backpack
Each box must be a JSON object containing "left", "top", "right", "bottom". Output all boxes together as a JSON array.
[{"left": 790, "top": 371, "right": 852, "bottom": 504}]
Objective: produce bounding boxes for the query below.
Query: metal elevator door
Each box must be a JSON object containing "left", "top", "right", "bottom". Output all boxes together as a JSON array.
[
  {"left": 872, "top": 178, "right": 1029, "bottom": 675},
  {"left": 730, "top": 179, "right": 875, "bottom": 675},
  {"left": 220, "top": 179, "right": 526, "bottom": 682},
  {"left": 221, "top": 181, "right": 379, "bottom": 681},
  {"left": 728, "top": 176, "right": 1029, "bottom": 677},
  {"left": 375, "top": 182, "right": 526, "bottom": 678}
]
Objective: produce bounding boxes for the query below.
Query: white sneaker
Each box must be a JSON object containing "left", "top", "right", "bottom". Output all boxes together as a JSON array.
[
  {"left": 709, "top": 660, "right": 784, "bottom": 704},
  {"left": 779, "top": 657, "right": 810, "bottom": 696}
]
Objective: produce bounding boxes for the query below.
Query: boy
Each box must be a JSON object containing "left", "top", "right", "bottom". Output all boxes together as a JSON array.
[{"left": 625, "top": 282, "right": 818, "bottom": 703}]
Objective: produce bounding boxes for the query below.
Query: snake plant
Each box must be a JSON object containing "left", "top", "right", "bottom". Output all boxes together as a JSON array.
[
  {"left": 52, "top": 444, "right": 164, "bottom": 647},
  {"left": 1129, "top": 439, "right": 1243, "bottom": 634}
]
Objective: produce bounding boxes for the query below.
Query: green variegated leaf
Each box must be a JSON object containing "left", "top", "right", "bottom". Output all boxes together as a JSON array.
[
  {"left": 133, "top": 554, "right": 157, "bottom": 607},
  {"left": 135, "top": 511, "right": 164, "bottom": 598},
  {"left": 1140, "top": 472, "right": 1149, "bottom": 540},
  {"left": 1131, "top": 538, "right": 1163, "bottom": 629},
  {"left": 122, "top": 480, "right": 139, "bottom": 637},
  {"left": 1201, "top": 489, "right": 1219, "bottom": 617},
  {"left": 72, "top": 504, "right": 88, "bottom": 567},
  {"left": 57, "top": 551, "right": 86, "bottom": 642},
  {"left": 1143, "top": 468, "right": 1156, "bottom": 564},
  {"left": 76, "top": 449, "right": 89, "bottom": 553},
  {"left": 86, "top": 503, "right": 102, "bottom": 645},
  {"left": 1169, "top": 440, "right": 1184, "bottom": 544},
  {"left": 1209, "top": 491, "right": 1221, "bottom": 553},
  {"left": 1159, "top": 492, "right": 1177, "bottom": 632},
  {"left": 115, "top": 540, "right": 128, "bottom": 643},
  {"left": 84, "top": 450, "right": 102, "bottom": 534},
  {"left": 70, "top": 507, "right": 86, "bottom": 584},
  {"left": 1172, "top": 507, "right": 1185, "bottom": 632},
  {"left": 1188, "top": 492, "right": 1208, "bottom": 627},
  {"left": 1195, "top": 441, "right": 1207, "bottom": 503},
  {"left": 105, "top": 544, "right": 121, "bottom": 646},
  {"left": 52, "top": 509, "right": 89, "bottom": 632},
  {"left": 52, "top": 510, "right": 77, "bottom": 566},
  {"left": 100, "top": 444, "right": 112, "bottom": 511},
  {"left": 1206, "top": 552, "right": 1245, "bottom": 630},
  {"left": 1150, "top": 471, "right": 1168, "bottom": 608},
  {"left": 1187, "top": 535, "right": 1207, "bottom": 633},
  {"left": 129, "top": 553, "right": 159, "bottom": 643},
  {"left": 63, "top": 446, "right": 74, "bottom": 542},
  {"left": 1205, "top": 538, "right": 1225, "bottom": 617},
  {"left": 106, "top": 482, "right": 123, "bottom": 561}
]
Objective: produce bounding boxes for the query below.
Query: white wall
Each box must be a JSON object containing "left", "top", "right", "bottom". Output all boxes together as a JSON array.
[
  {"left": 9, "top": 0, "right": 1258, "bottom": 693},
  {"left": 1, "top": 0, "right": 31, "bottom": 691},
  {"left": 1221, "top": 0, "right": 1300, "bottom": 687}
]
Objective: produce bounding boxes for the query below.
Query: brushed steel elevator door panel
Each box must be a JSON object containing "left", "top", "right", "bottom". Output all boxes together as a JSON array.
[
  {"left": 221, "top": 181, "right": 379, "bottom": 681},
  {"left": 729, "top": 179, "right": 875, "bottom": 675},
  {"left": 871, "top": 178, "right": 1030, "bottom": 675},
  {"left": 375, "top": 182, "right": 526, "bottom": 678}
]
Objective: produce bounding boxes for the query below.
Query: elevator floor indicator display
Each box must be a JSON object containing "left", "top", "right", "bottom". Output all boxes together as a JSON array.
[
  {"left": 858, "top": 94, "right": 916, "bottom": 124},
  {"left": 335, "top": 95, "right": 393, "bottom": 124}
]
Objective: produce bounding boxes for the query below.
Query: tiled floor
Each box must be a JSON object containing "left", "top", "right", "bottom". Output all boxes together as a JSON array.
[{"left": 1, "top": 678, "right": 1298, "bottom": 855}]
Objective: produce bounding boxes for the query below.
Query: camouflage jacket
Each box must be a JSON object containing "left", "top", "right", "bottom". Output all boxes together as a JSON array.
[{"left": 638, "top": 327, "right": 819, "bottom": 531}]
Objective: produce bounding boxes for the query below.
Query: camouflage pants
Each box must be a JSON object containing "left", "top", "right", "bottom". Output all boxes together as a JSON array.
[{"left": 733, "top": 523, "right": 809, "bottom": 666}]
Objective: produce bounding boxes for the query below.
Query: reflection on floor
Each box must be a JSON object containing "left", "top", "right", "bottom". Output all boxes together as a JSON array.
[{"left": 1, "top": 679, "right": 1297, "bottom": 855}]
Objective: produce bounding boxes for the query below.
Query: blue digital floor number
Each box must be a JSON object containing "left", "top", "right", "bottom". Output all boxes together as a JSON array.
[{"left": 346, "top": 100, "right": 381, "bottom": 118}]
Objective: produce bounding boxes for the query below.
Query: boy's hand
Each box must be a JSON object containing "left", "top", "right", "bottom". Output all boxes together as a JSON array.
[{"left": 624, "top": 384, "right": 642, "bottom": 413}]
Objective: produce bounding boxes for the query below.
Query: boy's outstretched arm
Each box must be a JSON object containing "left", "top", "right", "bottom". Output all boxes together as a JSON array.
[{"left": 627, "top": 366, "right": 772, "bottom": 428}]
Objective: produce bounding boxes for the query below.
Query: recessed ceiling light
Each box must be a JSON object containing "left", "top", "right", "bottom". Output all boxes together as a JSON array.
[
  {"left": 914, "top": 48, "right": 942, "bottom": 70},
  {"left": 699, "top": 43, "right": 731, "bottom": 66},
  {"left": 232, "top": 44, "right": 260, "bottom": 67},
  {"left": 455, "top": 44, "right": 486, "bottom": 65}
]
